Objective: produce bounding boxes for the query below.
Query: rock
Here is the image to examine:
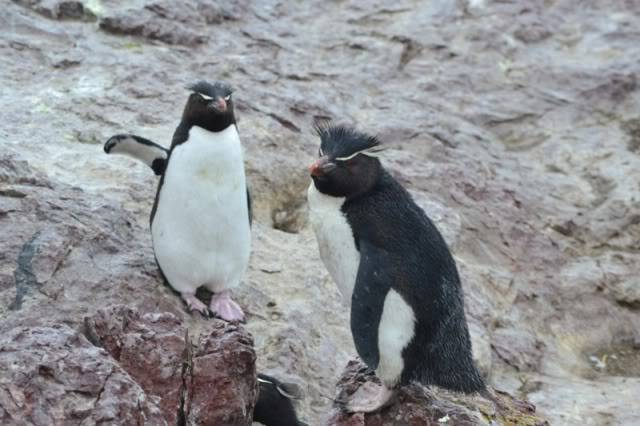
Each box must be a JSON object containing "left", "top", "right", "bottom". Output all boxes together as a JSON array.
[
  {"left": 188, "top": 321, "right": 258, "bottom": 425},
  {"left": 84, "top": 305, "right": 258, "bottom": 425},
  {"left": 0, "top": 325, "right": 165, "bottom": 425},
  {"left": 84, "top": 306, "right": 187, "bottom": 424},
  {"left": 327, "top": 360, "right": 548, "bottom": 426},
  {"left": 491, "top": 328, "right": 544, "bottom": 372},
  {"left": 609, "top": 280, "right": 640, "bottom": 309},
  {"left": 99, "top": 0, "right": 246, "bottom": 46},
  {"left": 3, "top": 0, "right": 640, "bottom": 423},
  {"left": 99, "top": 14, "right": 207, "bottom": 46},
  {"left": 12, "top": 0, "right": 96, "bottom": 21}
]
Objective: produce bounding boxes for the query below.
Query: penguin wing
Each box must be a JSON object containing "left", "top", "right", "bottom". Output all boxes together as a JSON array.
[
  {"left": 104, "top": 134, "right": 169, "bottom": 176},
  {"left": 350, "top": 240, "right": 393, "bottom": 370}
]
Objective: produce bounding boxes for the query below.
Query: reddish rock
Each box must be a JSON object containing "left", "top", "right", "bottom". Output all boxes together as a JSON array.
[
  {"left": 187, "top": 321, "right": 258, "bottom": 425},
  {"left": 84, "top": 305, "right": 258, "bottom": 425},
  {"left": 327, "top": 360, "right": 548, "bottom": 426},
  {"left": 84, "top": 305, "right": 187, "bottom": 425},
  {"left": 0, "top": 325, "right": 165, "bottom": 425}
]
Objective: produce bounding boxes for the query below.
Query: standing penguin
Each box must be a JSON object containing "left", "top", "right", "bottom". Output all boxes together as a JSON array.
[
  {"left": 103, "top": 133, "right": 252, "bottom": 222},
  {"left": 121, "top": 81, "right": 250, "bottom": 321},
  {"left": 307, "top": 124, "right": 485, "bottom": 412}
]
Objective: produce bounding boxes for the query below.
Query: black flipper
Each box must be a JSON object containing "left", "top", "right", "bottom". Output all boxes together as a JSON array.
[
  {"left": 104, "top": 134, "right": 169, "bottom": 176},
  {"left": 350, "top": 240, "right": 393, "bottom": 371}
]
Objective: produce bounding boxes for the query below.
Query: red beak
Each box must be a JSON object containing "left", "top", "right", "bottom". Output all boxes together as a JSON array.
[
  {"left": 309, "top": 156, "right": 335, "bottom": 177},
  {"left": 215, "top": 98, "right": 227, "bottom": 111}
]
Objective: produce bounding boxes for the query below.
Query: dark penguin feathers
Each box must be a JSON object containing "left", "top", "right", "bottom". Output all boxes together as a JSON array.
[
  {"left": 314, "top": 122, "right": 385, "bottom": 160},
  {"left": 103, "top": 134, "right": 168, "bottom": 176},
  {"left": 254, "top": 374, "right": 308, "bottom": 426},
  {"left": 310, "top": 125, "right": 486, "bottom": 395},
  {"left": 175, "top": 80, "right": 236, "bottom": 135}
]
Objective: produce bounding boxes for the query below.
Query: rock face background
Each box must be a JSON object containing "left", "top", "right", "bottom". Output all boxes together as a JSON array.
[{"left": 1, "top": 0, "right": 639, "bottom": 424}]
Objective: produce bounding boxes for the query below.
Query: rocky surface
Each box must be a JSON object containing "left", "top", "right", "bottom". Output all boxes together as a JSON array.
[
  {"left": 328, "top": 360, "right": 547, "bottom": 426},
  {"left": 1, "top": 0, "right": 640, "bottom": 424},
  {"left": 0, "top": 325, "right": 165, "bottom": 425},
  {"left": 85, "top": 305, "right": 258, "bottom": 425}
]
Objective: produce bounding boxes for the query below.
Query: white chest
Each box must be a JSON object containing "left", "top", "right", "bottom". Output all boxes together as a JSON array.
[
  {"left": 166, "top": 125, "right": 245, "bottom": 194},
  {"left": 307, "top": 183, "right": 360, "bottom": 303},
  {"left": 151, "top": 125, "right": 250, "bottom": 291}
]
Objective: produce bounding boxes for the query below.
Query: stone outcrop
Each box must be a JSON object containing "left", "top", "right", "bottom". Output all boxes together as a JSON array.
[
  {"left": 85, "top": 305, "right": 258, "bottom": 425},
  {"left": 2, "top": 0, "right": 640, "bottom": 424},
  {"left": 328, "top": 360, "right": 547, "bottom": 426},
  {"left": 0, "top": 325, "right": 165, "bottom": 425}
]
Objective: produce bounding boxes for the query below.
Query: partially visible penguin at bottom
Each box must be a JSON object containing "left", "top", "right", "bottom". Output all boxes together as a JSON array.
[
  {"left": 254, "top": 374, "right": 308, "bottom": 426},
  {"left": 105, "top": 81, "right": 251, "bottom": 322},
  {"left": 307, "top": 124, "right": 486, "bottom": 413}
]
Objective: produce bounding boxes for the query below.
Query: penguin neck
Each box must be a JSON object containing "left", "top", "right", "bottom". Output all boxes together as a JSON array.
[
  {"left": 183, "top": 114, "right": 236, "bottom": 133},
  {"left": 173, "top": 122, "right": 238, "bottom": 149}
]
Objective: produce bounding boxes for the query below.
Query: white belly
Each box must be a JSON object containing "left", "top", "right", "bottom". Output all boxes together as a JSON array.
[
  {"left": 307, "top": 183, "right": 360, "bottom": 303},
  {"left": 152, "top": 125, "right": 251, "bottom": 293}
]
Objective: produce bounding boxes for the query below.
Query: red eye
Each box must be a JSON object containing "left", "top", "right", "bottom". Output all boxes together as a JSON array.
[{"left": 346, "top": 159, "right": 356, "bottom": 167}]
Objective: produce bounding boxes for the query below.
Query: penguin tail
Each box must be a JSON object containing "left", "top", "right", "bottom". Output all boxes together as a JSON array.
[{"left": 103, "top": 134, "right": 169, "bottom": 176}]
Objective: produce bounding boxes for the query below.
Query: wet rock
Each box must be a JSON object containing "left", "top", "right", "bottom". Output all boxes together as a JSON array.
[
  {"left": 0, "top": 325, "right": 164, "bottom": 425},
  {"left": 327, "top": 359, "right": 548, "bottom": 426}
]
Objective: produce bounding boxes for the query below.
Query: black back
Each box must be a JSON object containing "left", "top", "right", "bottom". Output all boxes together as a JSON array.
[{"left": 344, "top": 171, "right": 485, "bottom": 392}]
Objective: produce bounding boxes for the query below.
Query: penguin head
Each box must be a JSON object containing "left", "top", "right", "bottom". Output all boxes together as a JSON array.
[
  {"left": 182, "top": 81, "right": 235, "bottom": 132},
  {"left": 309, "top": 124, "right": 385, "bottom": 198},
  {"left": 254, "top": 374, "right": 307, "bottom": 426}
]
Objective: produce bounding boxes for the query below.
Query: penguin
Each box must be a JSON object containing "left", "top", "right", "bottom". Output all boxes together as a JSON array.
[
  {"left": 103, "top": 133, "right": 252, "bottom": 223},
  {"left": 106, "top": 81, "right": 251, "bottom": 321},
  {"left": 306, "top": 124, "right": 485, "bottom": 413},
  {"left": 104, "top": 134, "right": 169, "bottom": 175},
  {"left": 254, "top": 374, "right": 308, "bottom": 426}
]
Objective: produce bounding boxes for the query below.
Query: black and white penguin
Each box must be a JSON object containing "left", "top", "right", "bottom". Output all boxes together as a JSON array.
[
  {"left": 104, "top": 134, "right": 168, "bottom": 175},
  {"left": 107, "top": 81, "right": 251, "bottom": 321},
  {"left": 254, "top": 374, "right": 308, "bottom": 426},
  {"left": 307, "top": 124, "right": 485, "bottom": 413},
  {"left": 103, "top": 133, "right": 252, "bottom": 224}
]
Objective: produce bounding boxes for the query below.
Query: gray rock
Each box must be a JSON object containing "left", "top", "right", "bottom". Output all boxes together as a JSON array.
[
  {"left": 2, "top": 0, "right": 640, "bottom": 423},
  {"left": 12, "top": 0, "right": 96, "bottom": 21}
]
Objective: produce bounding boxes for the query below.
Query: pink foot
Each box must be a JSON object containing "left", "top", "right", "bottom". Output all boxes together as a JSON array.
[
  {"left": 346, "top": 382, "right": 395, "bottom": 413},
  {"left": 181, "top": 293, "right": 209, "bottom": 316},
  {"left": 210, "top": 291, "right": 245, "bottom": 322}
]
